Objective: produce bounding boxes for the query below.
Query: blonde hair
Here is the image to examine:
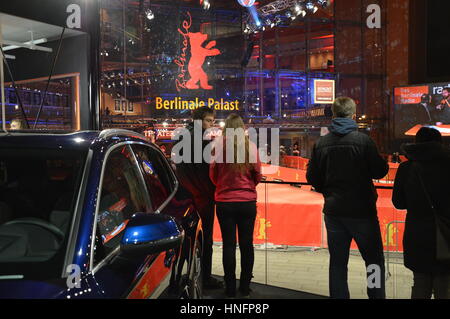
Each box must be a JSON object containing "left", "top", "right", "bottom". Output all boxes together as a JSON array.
[
  {"left": 222, "top": 114, "right": 253, "bottom": 173},
  {"left": 332, "top": 97, "right": 356, "bottom": 118}
]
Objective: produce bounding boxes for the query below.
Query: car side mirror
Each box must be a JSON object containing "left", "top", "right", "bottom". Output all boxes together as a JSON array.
[{"left": 120, "top": 213, "right": 184, "bottom": 257}]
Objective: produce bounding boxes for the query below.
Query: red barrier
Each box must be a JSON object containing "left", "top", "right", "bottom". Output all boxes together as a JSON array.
[
  {"left": 213, "top": 165, "right": 406, "bottom": 252},
  {"left": 270, "top": 160, "right": 399, "bottom": 184},
  {"left": 282, "top": 156, "right": 309, "bottom": 170},
  {"left": 213, "top": 183, "right": 323, "bottom": 247}
]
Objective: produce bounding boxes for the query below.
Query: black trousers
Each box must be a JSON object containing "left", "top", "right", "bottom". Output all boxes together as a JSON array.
[
  {"left": 216, "top": 201, "right": 257, "bottom": 291},
  {"left": 194, "top": 196, "right": 215, "bottom": 282},
  {"left": 324, "top": 214, "right": 386, "bottom": 299},
  {"left": 412, "top": 272, "right": 450, "bottom": 299}
]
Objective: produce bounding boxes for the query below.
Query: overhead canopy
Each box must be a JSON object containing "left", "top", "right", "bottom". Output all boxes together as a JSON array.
[{"left": 0, "top": 12, "right": 84, "bottom": 56}]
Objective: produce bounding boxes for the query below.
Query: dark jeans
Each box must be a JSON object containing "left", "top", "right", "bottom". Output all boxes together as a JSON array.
[
  {"left": 194, "top": 196, "right": 215, "bottom": 282},
  {"left": 412, "top": 272, "right": 450, "bottom": 299},
  {"left": 324, "top": 214, "right": 386, "bottom": 299},
  {"left": 216, "top": 201, "right": 257, "bottom": 293}
]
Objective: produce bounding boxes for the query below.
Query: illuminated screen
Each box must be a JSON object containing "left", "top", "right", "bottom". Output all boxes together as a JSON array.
[{"left": 394, "top": 82, "right": 450, "bottom": 138}]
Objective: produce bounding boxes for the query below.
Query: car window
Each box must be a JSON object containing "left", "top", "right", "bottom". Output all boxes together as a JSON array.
[
  {"left": 96, "top": 145, "right": 150, "bottom": 255},
  {"left": 0, "top": 148, "right": 86, "bottom": 280},
  {"left": 132, "top": 144, "right": 176, "bottom": 211}
]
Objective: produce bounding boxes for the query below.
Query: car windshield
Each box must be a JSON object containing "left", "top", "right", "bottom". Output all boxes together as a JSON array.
[{"left": 0, "top": 148, "right": 86, "bottom": 280}]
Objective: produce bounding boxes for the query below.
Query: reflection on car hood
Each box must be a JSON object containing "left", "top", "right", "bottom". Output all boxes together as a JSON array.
[{"left": 0, "top": 279, "right": 65, "bottom": 298}]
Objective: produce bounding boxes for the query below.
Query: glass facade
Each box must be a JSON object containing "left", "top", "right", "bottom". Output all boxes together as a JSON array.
[
  {"left": 95, "top": 3, "right": 411, "bottom": 299},
  {"left": 1, "top": 0, "right": 429, "bottom": 300},
  {"left": 98, "top": 0, "right": 390, "bottom": 153},
  {"left": 99, "top": 0, "right": 245, "bottom": 131}
]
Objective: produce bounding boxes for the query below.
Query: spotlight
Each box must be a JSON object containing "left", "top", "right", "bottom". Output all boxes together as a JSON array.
[
  {"left": 317, "top": 0, "right": 328, "bottom": 8},
  {"left": 238, "top": 0, "right": 255, "bottom": 7},
  {"left": 294, "top": 1, "right": 305, "bottom": 14},
  {"left": 313, "top": 6, "right": 318, "bottom": 13},
  {"left": 305, "top": 1, "right": 315, "bottom": 11},
  {"left": 275, "top": 15, "right": 281, "bottom": 24},
  {"left": 145, "top": 8, "right": 154, "bottom": 20},
  {"left": 202, "top": 0, "right": 211, "bottom": 10}
]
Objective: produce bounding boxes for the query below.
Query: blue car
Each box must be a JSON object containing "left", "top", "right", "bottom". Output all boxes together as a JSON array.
[{"left": 0, "top": 129, "right": 203, "bottom": 299}]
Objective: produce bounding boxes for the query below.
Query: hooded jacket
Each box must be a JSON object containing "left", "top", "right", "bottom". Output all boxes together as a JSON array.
[
  {"left": 306, "top": 118, "right": 389, "bottom": 218},
  {"left": 392, "top": 142, "right": 450, "bottom": 274}
]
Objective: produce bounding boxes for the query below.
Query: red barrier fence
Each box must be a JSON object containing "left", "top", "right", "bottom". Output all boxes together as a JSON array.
[
  {"left": 282, "top": 156, "right": 309, "bottom": 170},
  {"left": 213, "top": 164, "right": 406, "bottom": 252},
  {"left": 280, "top": 156, "right": 400, "bottom": 183}
]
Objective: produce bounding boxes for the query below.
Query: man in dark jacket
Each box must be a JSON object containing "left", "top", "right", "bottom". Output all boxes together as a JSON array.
[
  {"left": 175, "top": 107, "right": 223, "bottom": 290},
  {"left": 307, "top": 97, "right": 389, "bottom": 299},
  {"left": 392, "top": 127, "right": 450, "bottom": 299}
]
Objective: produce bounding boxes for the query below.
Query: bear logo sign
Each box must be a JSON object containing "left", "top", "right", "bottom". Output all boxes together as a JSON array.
[
  {"left": 185, "top": 32, "right": 221, "bottom": 90},
  {"left": 175, "top": 12, "right": 221, "bottom": 92}
]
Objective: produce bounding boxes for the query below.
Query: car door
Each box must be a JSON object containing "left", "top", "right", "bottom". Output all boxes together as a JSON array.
[
  {"left": 131, "top": 144, "right": 200, "bottom": 298},
  {"left": 88, "top": 143, "right": 175, "bottom": 298}
]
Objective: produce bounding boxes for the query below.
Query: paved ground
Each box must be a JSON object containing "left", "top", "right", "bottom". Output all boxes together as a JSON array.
[{"left": 211, "top": 244, "right": 413, "bottom": 299}]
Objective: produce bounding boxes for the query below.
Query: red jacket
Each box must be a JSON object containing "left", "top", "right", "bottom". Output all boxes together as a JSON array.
[{"left": 209, "top": 141, "right": 262, "bottom": 202}]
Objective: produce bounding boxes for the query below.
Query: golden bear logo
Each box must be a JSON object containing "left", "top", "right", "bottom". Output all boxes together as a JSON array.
[
  {"left": 255, "top": 216, "right": 272, "bottom": 240},
  {"left": 185, "top": 32, "right": 221, "bottom": 90},
  {"left": 383, "top": 220, "right": 399, "bottom": 248}
]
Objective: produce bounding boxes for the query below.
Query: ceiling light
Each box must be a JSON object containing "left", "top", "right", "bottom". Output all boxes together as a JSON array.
[
  {"left": 145, "top": 8, "right": 154, "bottom": 20},
  {"left": 306, "top": 1, "right": 315, "bottom": 11},
  {"left": 202, "top": 0, "right": 211, "bottom": 10},
  {"left": 317, "top": 0, "right": 328, "bottom": 8}
]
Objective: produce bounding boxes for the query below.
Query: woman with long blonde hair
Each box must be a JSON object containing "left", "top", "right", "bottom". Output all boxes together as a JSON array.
[{"left": 210, "top": 113, "right": 262, "bottom": 298}]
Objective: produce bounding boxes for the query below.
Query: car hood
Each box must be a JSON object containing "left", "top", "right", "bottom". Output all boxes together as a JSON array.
[{"left": 0, "top": 279, "right": 65, "bottom": 299}]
